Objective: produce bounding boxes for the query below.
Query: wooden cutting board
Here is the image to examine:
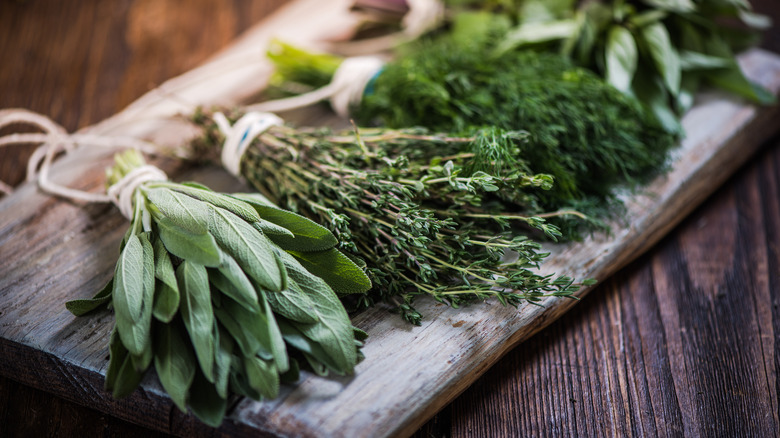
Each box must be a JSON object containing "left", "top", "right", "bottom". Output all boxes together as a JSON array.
[{"left": 1, "top": 1, "right": 780, "bottom": 437}]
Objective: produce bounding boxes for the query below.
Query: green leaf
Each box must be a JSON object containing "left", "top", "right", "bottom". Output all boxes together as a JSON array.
[
  {"left": 640, "top": 0, "right": 695, "bottom": 13},
  {"left": 641, "top": 22, "right": 681, "bottom": 96},
  {"left": 278, "top": 319, "right": 344, "bottom": 375},
  {"left": 632, "top": 68, "right": 682, "bottom": 134},
  {"left": 210, "top": 253, "right": 260, "bottom": 312},
  {"left": 605, "top": 26, "right": 638, "bottom": 93},
  {"left": 113, "top": 233, "right": 154, "bottom": 356},
  {"left": 177, "top": 260, "right": 216, "bottom": 382},
  {"left": 208, "top": 206, "right": 284, "bottom": 291},
  {"left": 679, "top": 51, "right": 730, "bottom": 70},
  {"left": 172, "top": 185, "right": 261, "bottom": 224},
  {"left": 66, "top": 278, "right": 112, "bottom": 316},
  {"left": 233, "top": 194, "right": 338, "bottom": 252},
  {"left": 156, "top": 216, "right": 222, "bottom": 267},
  {"left": 145, "top": 188, "right": 209, "bottom": 234},
  {"left": 105, "top": 328, "right": 145, "bottom": 399},
  {"left": 704, "top": 62, "right": 776, "bottom": 105},
  {"left": 253, "top": 219, "right": 294, "bottom": 238},
  {"left": 289, "top": 248, "right": 371, "bottom": 295},
  {"left": 188, "top": 371, "right": 227, "bottom": 428},
  {"left": 259, "top": 290, "right": 288, "bottom": 373},
  {"left": 243, "top": 356, "right": 279, "bottom": 399},
  {"left": 494, "top": 19, "right": 577, "bottom": 55},
  {"left": 153, "top": 319, "right": 196, "bottom": 412},
  {"left": 213, "top": 323, "right": 234, "bottom": 399},
  {"left": 152, "top": 237, "right": 179, "bottom": 322},
  {"left": 214, "top": 295, "right": 272, "bottom": 359},
  {"left": 264, "top": 281, "right": 319, "bottom": 324}
]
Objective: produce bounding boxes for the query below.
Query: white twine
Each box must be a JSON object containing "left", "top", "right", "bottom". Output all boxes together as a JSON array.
[
  {"left": 247, "top": 56, "right": 385, "bottom": 118},
  {"left": 403, "top": 0, "right": 445, "bottom": 38},
  {"left": 0, "top": 109, "right": 164, "bottom": 219},
  {"left": 213, "top": 111, "right": 283, "bottom": 177}
]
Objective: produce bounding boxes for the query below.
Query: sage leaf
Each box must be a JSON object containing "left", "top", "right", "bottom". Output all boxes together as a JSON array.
[
  {"left": 188, "top": 371, "right": 227, "bottom": 428},
  {"left": 278, "top": 319, "right": 343, "bottom": 374},
  {"left": 210, "top": 252, "right": 260, "bottom": 312},
  {"left": 208, "top": 206, "right": 284, "bottom": 291},
  {"left": 105, "top": 328, "right": 145, "bottom": 399},
  {"left": 641, "top": 22, "right": 680, "bottom": 96},
  {"left": 113, "top": 233, "right": 154, "bottom": 356},
  {"left": 213, "top": 324, "right": 234, "bottom": 399},
  {"left": 605, "top": 25, "right": 637, "bottom": 93},
  {"left": 260, "top": 289, "right": 289, "bottom": 373},
  {"left": 289, "top": 248, "right": 372, "bottom": 295},
  {"left": 229, "top": 358, "right": 261, "bottom": 400},
  {"left": 253, "top": 219, "right": 294, "bottom": 238},
  {"left": 152, "top": 237, "right": 179, "bottom": 322},
  {"left": 154, "top": 319, "right": 195, "bottom": 412},
  {"left": 145, "top": 188, "right": 209, "bottom": 234},
  {"left": 214, "top": 295, "right": 272, "bottom": 359},
  {"left": 264, "top": 279, "right": 319, "bottom": 324},
  {"left": 177, "top": 260, "right": 216, "bottom": 382},
  {"left": 233, "top": 194, "right": 338, "bottom": 252},
  {"left": 66, "top": 278, "right": 112, "bottom": 316},
  {"left": 156, "top": 216, "right": 222, "bottom": 267},
  {"left": 243, "top": 356, "right": 279, "bottom": 399},
  {"left": 172, "top": 185, "right": 261, "bottom": 224}
]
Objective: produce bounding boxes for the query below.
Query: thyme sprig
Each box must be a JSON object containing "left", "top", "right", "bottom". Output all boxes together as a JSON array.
[{"left": 193, "top": 112, "right": 595, "bottom": 324}]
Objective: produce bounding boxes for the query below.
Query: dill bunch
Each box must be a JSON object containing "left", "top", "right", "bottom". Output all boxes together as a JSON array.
[
  {"left": 192, "top": 111, "right": 594, "bottom": 324},
  {"left": 356, "top": 39, "right": 678, "bottom": 220}
]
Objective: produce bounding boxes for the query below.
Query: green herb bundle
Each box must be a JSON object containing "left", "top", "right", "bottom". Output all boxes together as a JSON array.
[
  {"left": 268, "top": 40, "right": 677, "bottom": 229},
  {"left": 192, "top": 113, "right": 595, "bottom": 324},
  {"left": 66, "top": 150, "right": 370, "bottom": 427},
  {"left": 418, "top": 0, "right": 775, "bottom": 132}
]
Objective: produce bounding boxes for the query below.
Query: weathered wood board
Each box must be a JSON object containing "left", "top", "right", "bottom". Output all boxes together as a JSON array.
[{"left": 1, "top": 1, "right": 780, "bottom": 437}]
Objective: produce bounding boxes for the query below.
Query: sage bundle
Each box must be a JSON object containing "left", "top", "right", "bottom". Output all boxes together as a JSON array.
[
  {"left": 192, "top": 111, "right": 595, "bottom": 324},
  {"left": 66, "top": 150, "right": 371, "bottom": 427}
]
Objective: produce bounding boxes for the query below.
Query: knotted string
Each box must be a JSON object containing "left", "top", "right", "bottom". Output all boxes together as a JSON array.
[
  {"left": 213, "top": 111, "right": 283, "bottom": 176},
  {"left": 246, "top": 56, "right": 384, "bottom": 117},
  {"left": 0, "top": 109, "right": 165, "bottom": 219}
]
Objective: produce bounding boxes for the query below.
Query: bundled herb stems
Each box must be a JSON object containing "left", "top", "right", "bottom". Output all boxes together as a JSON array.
[
  {"left": 67, "top": 149, "right": 370, "bottom": 426},
  {"left": 192, "top": 111, "right": 595, "bottom": 324}
]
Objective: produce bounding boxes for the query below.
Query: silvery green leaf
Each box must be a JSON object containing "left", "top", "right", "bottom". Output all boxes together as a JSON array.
[
  {"left": 65, "top": 278, "right": 112, "bottom": 316},
  {"left": 289, "top": 248, "right": 372, "bottom": 295},
  {"left": 172, "top": 185, "right": 261, "bottom": 224},
  {"left": 105, "top": 327, "right": 144, "bottom": 399},
  {"left": 210, "top": 252, "right": 260, "bottom": 312},
  {"left": 278, "top": 319, "right": 343, "bottom": 374},
  {"left": 156, "top": 216, "right": 222, "bottom": 267},
  {"left": 233, "top": 194, "right": 337, "bottom": 252},
  {"left": 177, "top": 260, "right": 216, "bottom": 382},
  {"left": 253, "top": 219, "right": 294, "bottom": 238},
  {"left": 605, "top": 25, "right": 637, "bottom": 93},
  {"left": 154, "top": 319, "right": 195, "bottom": 412},
  {"left": 243, "top": 356, "right": 279, "bottom": 399},
  {"left": 152, "top": 237, "right": 179, "bottom": 322},
  {"left": 188, "top": 371, "right": 227, "bottom": 428},
  {"left": 145, "top": 188, "right": 209, "bottom": 234},
  {"left": 214, "top": 295, "right": 272, "bottom": 359},
  {"left": 641, "top": 22, "right": 680, "bottom": 96},
  {"left": 264, "top": 279, "right": 319, "bottom": 324},
  {"left": 259, "top": 289, "right": 288, "bottom": 373},
  {"left": 208, "top": 206, "right": 284, "bottom": 291},
  {"left": 229, "top": 358, "right": 261, "bottom": 400},
  {"left": 213, "top": 324, "right": 233, "bottom": 399},
  {"left": 113, "top": 233, "right": 154, "bottom": 356}
]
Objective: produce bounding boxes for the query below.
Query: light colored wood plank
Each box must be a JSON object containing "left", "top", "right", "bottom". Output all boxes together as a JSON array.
[{"left": 0, "top": 0, "right": 779, "bottom": 436}]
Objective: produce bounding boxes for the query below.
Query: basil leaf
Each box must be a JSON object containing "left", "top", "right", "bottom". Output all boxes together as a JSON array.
[
  {"left": 494, "top": 19, "right": 577, "bottom": 55},
  {"left": 153, "top": 319, "right": 195, "bottom": 412},
  {"left": 152, "top": 237, "right": 179, "bottom": 322},
  {"left": 632, "top": 68, "right": 682, "bottom": 134},
  {"left": 289, "top": 248, "right": 372, "bottom": 295},
  {"left": 210, "top": 253, "right": 260, "bottom": 312},
  {"left": 234, "top": 194, "right": 338, "bottom": 252},
  {"left": 641, "top": 22, "right": 681, "bottom": 96},
  {"left": 66, "top": 278, "right": 113, "bottom": 316},
  {"left": 172, "top": 185, "right": 261, "bottom": 224},
  {"left": 177, "top": 260, "right": 216, "bottom": 382},
  {"left": 105, "top": 328, "right": 144, "bottom": 399},
  {"left": 145, "top": 188, "right": 209, "bottom": 234},
  {"left": 640, "top": 0, "right": 694, "bottom": 13},
  {"left": 156, "top": 216, "right": 222, "bottom": 268},
  {"left": 113, "top": 233, "right": 154, "bottom": 356},
  {"left": 704, "top": 63, "right": 776, "bottom": 105},
  {"left": 605, "top": 25, "right": 637, "bottom": 93},
  {"left": 208, "top": 206, "right": 284, "bottom": 292},
  {"left": 679, "top": 50, "right": 730, "bottom": 71},
  {"left": 243, "top": 356, "right": 279, "bottom": 399},
  {"left": 188, "top": 371, "right": 227, "bottom": 428}
]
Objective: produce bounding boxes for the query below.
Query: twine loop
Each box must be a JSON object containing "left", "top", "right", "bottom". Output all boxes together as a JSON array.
[
  {"left": 213, "top": 111, "right": 283, "bottom": 176},
  {"left": 106, "top": 165, "right": 168, "bottom": 220}
]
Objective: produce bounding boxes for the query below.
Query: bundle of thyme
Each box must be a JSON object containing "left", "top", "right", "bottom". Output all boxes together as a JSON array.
[
  {"left": 192, "top": 112, "right": 595, "bottom": 324},
  {"left": 67, "top": 150, "right": 370, "bottom": 426}
]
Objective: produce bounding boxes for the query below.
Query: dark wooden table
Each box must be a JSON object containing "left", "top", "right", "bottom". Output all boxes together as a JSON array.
[{"left": 1, "top": 1, "right": 779, "bottom": 436}]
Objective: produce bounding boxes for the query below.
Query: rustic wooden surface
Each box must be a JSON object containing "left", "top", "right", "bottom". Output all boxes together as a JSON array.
[{"left": 1, "top": 1, "right": 780, "bottom": 437}]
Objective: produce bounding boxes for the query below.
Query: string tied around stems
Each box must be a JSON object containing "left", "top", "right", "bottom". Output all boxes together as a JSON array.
[
  {"left": 212, "top": 111, "right": 283, "bottom": 177},
  {"left": 0, "top": 108, "right": 165, "bottom": 220},
  {"left": 246, "top": 56, "right": 384, "bottom": 117}
]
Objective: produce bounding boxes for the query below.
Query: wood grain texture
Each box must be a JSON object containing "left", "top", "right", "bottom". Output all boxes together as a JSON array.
[{"left": 1, "top": 1, "right": 780, "bottom": 437}]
